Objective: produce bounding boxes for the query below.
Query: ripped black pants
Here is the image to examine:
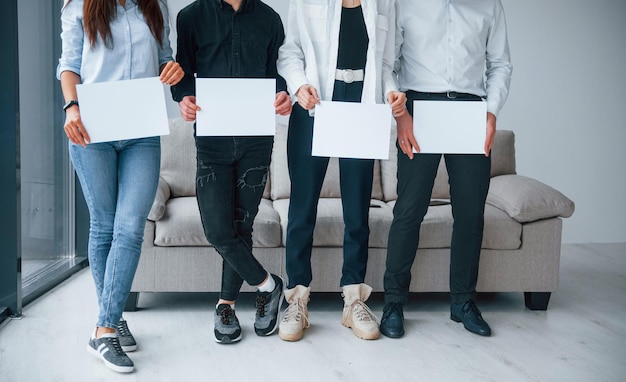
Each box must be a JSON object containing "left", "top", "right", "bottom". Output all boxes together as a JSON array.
[{"left": 194, "top": 135, "right": 273, "bottom": 301}]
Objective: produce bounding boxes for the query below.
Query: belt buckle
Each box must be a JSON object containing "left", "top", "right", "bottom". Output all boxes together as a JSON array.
[
  {"left": 342, "top": 69, "right": 355, "bottom": 84},
  {"left": 446, "top": 91, "right": 457, "bottom": 99}
]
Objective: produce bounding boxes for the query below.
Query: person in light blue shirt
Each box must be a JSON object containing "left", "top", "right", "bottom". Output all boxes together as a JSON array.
[
  {"left": 57, "top": 0, "right": 183, "bottom": 373},
  {"left": 380, "top": 0, "right": 512, "bottom": 339}
]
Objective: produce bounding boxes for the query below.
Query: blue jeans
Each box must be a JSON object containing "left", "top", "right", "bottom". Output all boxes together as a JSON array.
[
  {"left": 70, "top": 137, "right": 160, "bottom": 329},
  {"left": 194, "top": 136, "right": 273, "bottom": 302}
]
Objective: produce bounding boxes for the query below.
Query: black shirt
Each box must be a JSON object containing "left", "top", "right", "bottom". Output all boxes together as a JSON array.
[
  {"left": 336, "top": 6, "right": 369, "bottom": 70},
  {"left": 171, "top": 0, "right": 287, "bottom": 102}
]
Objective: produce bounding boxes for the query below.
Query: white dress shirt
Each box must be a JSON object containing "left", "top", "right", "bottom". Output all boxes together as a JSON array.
[
  {"left": 277, "top": 0, "right": 398, "bottom": 106},
  {"left": 395, "top": 0, "right": 512, "bottom": 116}
]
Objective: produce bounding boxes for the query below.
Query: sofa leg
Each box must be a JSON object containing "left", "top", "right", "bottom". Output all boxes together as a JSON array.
[
  {"left": 124, "top": 292, "right": 139, "bottom": 312},
  {"left": 524, "top": 292, "right": 551, "bottom": 310}
]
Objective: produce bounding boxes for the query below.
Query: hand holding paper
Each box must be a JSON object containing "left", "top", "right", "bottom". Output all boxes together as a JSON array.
[
  {"left": 396, "top": 112, "right": 419, "bottom": 159},
  {"left": 387, "top": 91, "right": 408, "bottom": 117},
  {"left": 296, "top": 84, "right": 320, "bottom": 110},
  {"left": 159, "top": 61, "right": 185, "bottom": 85},
  {"left": 484, "top": 112, "right": 497, "bottom": 157},
  {"left": 274, "top": 91, "right": 292, "bottom": 116},
  {"left": 179, "top": 95, "right": 200, "bottom": 121}
]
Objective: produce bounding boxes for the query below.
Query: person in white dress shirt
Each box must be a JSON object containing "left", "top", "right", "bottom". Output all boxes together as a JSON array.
[{"left": 380, "top": 0, "right": 512, "bottom": 338}]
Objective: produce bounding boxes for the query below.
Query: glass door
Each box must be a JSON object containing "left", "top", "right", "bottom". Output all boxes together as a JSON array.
[{"left": 17, "top": 0, "right": 87, "bottom": 305}]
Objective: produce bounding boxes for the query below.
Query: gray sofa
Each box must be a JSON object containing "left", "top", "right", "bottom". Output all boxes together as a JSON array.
[{"left": 127, "top": 117, "right": 574, "bottom": 311}]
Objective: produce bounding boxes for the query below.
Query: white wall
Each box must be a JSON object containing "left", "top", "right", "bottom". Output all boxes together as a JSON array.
[
  {"left": 499, "top": 0, "right": 626, "bottom": 243},
  {"left": 165, "top": 0, "right": 626, "bottom": 244}
]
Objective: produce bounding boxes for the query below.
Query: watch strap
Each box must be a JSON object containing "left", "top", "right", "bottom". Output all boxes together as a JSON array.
[{"left": 63, "top": 99, "right": 79, "bottom": 111}]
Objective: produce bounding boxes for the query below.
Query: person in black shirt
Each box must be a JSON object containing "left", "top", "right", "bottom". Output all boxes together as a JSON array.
[{"left": 171, "top": 0, "right": 292, "bottom": 344}]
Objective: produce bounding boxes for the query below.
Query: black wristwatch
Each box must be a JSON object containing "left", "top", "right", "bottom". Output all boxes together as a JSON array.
[{"left": 63, "top": 99, "right": 79, "bottom": 112}]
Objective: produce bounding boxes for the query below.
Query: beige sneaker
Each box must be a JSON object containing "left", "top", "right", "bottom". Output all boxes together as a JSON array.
[
  {"left": 278, "top": 285, "right": 310, "bottom": 342},
  {"left": 341, "top": 283, "right": 380, "bottom": 340}
]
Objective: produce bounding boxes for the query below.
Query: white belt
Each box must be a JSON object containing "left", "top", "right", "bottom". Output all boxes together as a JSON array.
[{"left": 335, "top": 69, "right": 364, "bottom": 84}]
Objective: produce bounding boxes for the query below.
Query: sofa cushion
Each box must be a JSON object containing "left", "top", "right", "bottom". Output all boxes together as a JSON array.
[
  {"left": 272, "top": 199, "right": 394, "bottom": 248},
  {"left": 154, "top": 197, "right": 282, "bottom": 248},
  {"left": 161, "top": 118, "right": 197, "bottom": 198},
  {"left": 270, "top": 123, "right": 383, "bottom": 201},
  {"left": 385, "top": 201, "right": 522, "bottom": 250},
  {"left": 487, "top": 175, "right": 575, "bottom": 223},
  {"left": 490, "top": 130, "right": 516, "bottom": 177}
]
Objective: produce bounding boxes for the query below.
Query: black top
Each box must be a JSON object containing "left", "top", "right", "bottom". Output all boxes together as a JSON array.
[
  {"left": 336, "top": 6, "right": 369, "bottom": 70},
  {"left": 171, "top": 0, "right": 287, "bottom": 101}
]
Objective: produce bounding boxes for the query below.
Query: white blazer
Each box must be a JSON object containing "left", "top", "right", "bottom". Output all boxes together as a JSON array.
[{"left": 277, "top": 0, "right": 398, "bottom": 106}]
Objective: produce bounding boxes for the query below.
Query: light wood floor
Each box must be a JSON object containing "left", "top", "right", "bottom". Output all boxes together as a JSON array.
[{"left": 1, "top": 243, "right": 624, "bottom": 382}]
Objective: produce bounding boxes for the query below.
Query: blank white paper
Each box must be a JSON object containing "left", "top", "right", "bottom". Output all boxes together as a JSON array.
[
  {"left": 312, "top": 101, "right": 391, "bottom": 160},
  {"left": 76, "top": 77, "right": 169, "bottom": 143},
  {"left": 413, "top": 100, "right": 487, "bottom": 154},
  {"left": 195, "top": 78, "right": 276, "bottom": 136}
]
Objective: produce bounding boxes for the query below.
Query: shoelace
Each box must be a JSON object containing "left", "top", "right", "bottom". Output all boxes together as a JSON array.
[
  {"left": 255, "top": 295, "right": 268, "bottom": 317},
  {"left": 282, "top": 299, "right": 310, "bottom": 327},
  {"left": 352, "top": 301, "right": 378, "bottom": 323},
  {"left": 219, "top": 306, "right": 236, "bottom": 324},
  {"left": 106, "top": 336, "right": 126, "bottom": 356},
  {"left": 117, "top": 320, "right": 131, "bottom": 337}
]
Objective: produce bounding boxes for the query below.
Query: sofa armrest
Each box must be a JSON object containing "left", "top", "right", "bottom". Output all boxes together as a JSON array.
[
  {"left": 147, "top": 176, "right": 171, "bottom": 222},
  {"left": 487, "top": 174, "right": 575, "bottom": 223}
]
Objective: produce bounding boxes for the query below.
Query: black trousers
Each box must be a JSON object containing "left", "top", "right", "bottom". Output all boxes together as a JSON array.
[
  {"left": 195, "top": 136, "right": 273, "bottom": 301},
  {"left": 285, "top": 80, "right": 375, "bottom": 288},
  {"left": 383, "top": 91, "right": 491, "bottom": 305}
]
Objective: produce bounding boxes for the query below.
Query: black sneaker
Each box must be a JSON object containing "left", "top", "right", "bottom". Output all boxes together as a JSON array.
[
  {"left": 214, "top": 304, "right": 242, "bottom": 344},
  {"left": 117, "top": 318, "right": 137, "bottom": 352},
  {"left": 87, "top": 332, "right": 134, "bottom": 373},
  {"left": 254, "top": 274, "right": 284, "bottom": 336}
]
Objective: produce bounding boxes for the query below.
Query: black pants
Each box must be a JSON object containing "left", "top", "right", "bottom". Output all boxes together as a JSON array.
[
  {"left": 285, "top": 80, "right": 374, "bottom": 288},
  {"left": 195, "top": 135, "right": 273, "bottom": 301},
  {"left": 383, "top": 91, "right": 491, "bottom": 305}
]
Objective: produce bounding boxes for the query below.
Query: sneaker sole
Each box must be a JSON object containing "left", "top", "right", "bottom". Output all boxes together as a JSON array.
[
  {"left": 214, "top": 333, "right": 242, "bottom": 344},
  {"left": 342, "top": 319, "right": 380, "bottom": 340},
  {"left": 278, "top": 328, "right": 305, "bottom": 342},
  {"left": 121, "top": 344, "right": 137, "bottom": 352},
  {"left": 86, "top": 345, "right": 134, "bottom": 373}
]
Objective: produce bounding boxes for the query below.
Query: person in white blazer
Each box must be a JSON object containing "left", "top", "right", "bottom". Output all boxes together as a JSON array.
[{"left": 277, "top": 0, "right": 406, "bottom": 342}]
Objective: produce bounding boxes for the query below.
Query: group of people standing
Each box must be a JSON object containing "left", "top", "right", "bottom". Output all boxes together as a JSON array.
[{"left": 57, "top": 0, "right": 511, "bottom": 373}]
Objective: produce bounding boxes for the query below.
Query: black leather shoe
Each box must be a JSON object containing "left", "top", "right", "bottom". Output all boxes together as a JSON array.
[
  {"left": 380, "top": 302, "right": 405, "bottom": 338},
  {"left": 450, "top": 300, "right": 492, "bottom": 336}
]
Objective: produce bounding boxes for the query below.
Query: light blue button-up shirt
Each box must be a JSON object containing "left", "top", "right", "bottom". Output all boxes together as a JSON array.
[
  {"left": 395, "top": 0, "right": 512, "bottom": 116},
  {"left": 57, "top": 0, "right": 173, "bottom": 84}
]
